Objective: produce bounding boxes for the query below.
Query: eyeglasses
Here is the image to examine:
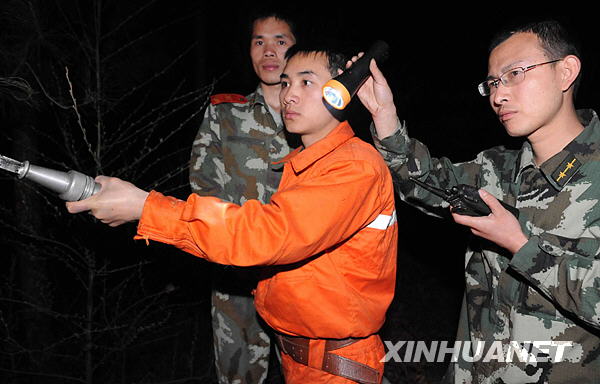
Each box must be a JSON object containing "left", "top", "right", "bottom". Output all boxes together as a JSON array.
[{"left": 477, "top": 59, "right": 562, "bottom": 96}]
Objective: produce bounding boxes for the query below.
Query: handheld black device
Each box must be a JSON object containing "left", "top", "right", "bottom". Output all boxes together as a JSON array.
[{"left": 409, "top": 177, "right": 519, "bottom": 218}]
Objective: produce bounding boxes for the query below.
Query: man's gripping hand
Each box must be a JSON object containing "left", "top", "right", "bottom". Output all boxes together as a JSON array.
[
  {"left": 66, "top": 176, "right": 149, "bottom": 227},
  {"left": 351, "top": 56, "right": 398, "bottom": 139},
  {"left": 451, "top": 189, "right": 527, "bottom": 255}
]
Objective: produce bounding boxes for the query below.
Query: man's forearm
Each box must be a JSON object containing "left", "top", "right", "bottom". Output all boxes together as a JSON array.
[{"left": 372, "top": 107, "right": 399, "bottom": 140}]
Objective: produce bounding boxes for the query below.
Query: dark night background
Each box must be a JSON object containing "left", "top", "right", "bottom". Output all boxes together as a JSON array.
[{"left": 0, "top": 1, "right": 598, "bottom": 383}]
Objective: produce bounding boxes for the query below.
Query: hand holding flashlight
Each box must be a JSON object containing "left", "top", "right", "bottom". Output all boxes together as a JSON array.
[
  {"left": 353, "top": 54, "right": 399, "bottom": 140},
  {"left": 322, "top": 40, "right": 389, "bottom": 110}
]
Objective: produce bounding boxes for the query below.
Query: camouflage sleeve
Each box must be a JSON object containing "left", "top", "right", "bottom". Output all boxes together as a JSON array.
[
  {"left": 372, "top": 120, "right": 482, "bottom": 217},
  {"left": 510, "top": 219, "right": 600, "bottom": 330},
  {"left": 189, "top": 105, "right": 226, "bottom": 199}
]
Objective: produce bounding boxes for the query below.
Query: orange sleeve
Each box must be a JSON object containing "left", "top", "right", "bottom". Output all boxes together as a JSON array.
[{"left": 136, "top": 159, "right": 384, "bottom": 266}]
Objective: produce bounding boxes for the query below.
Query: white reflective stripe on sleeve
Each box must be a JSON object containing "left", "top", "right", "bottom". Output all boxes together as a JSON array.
[{"left": 366, "top": 210, "right": 397, "bottom": 230}]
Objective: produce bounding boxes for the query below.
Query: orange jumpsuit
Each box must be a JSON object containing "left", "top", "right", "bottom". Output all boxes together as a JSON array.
[{"left": 136, "top": 121, "right": 397, "bottom": 383}]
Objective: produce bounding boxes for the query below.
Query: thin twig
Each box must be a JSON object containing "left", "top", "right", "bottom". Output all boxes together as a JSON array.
[
  {"left": 65, "top": 66, "right": 99, "bottom": 168},
  {"left": 26, "top": 64, "right": 70, "bottom": 109}
]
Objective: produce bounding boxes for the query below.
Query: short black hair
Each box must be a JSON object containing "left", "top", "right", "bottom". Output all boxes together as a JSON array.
[
  {"left": 284, "top": 44, "right": 347, "bottom": 78},
  {"left": 489, "top": 19, "right": 580, "bottom": 59},
  {"left": 489, "top": 19, "right": 582, "bottom": 95},
  {"left": 246, "top": 8, "right": 297, "bottom": 42}
]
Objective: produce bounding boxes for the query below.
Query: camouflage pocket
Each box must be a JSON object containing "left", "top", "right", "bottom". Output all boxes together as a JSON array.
[
  {"left": 517, "top": 284, "right": 561, "bottom": 319},
  {"left": 224, "top": 135, "right": 269, "bottom": 163},
  {"left": 225, "top": 134, "right": 267, "bottom": 145},
  {"left": 538, "top": 233, "right": 600, "bottom": 259}
]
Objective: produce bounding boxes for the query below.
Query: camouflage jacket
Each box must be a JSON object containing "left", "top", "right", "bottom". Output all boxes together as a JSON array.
[
  {"left": 374, "top": 109, "right": 600, "bottom": 383},
  {"left": 189, "top": 86, "right": 293, "bottom": 205}
]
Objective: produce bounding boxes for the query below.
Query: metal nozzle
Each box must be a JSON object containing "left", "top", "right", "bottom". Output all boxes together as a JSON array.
[
  {"left": 0, "top": 154, "right": 25, "bottom": 175},
  {"left": 0, "top": 153, "right": 100, "bottom": 201}
]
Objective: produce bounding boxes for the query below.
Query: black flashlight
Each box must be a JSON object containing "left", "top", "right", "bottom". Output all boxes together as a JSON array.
[{"left": 322, "top": 40, "right": 390, "bottom": 111}]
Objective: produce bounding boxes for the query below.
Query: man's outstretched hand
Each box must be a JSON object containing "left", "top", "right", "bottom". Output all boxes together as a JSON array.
[{"left": 66, "top": 176, "right": 149, "bottom": 227}]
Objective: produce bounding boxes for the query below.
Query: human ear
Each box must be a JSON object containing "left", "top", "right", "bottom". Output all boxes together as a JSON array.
[{"left": 559, "top": 55, "right": 581, "bottom": 92}]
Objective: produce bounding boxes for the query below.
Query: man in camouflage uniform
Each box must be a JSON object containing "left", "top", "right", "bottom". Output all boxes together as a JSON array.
[
  {"left": 189, "top": 11, "right": 297, "bottom": 384},
  {"left": 358, "top": 20, "right": 600, "bottom": 383}
]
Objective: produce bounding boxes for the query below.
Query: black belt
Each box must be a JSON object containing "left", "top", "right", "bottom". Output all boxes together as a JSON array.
[{"left": 275, "top": 333, "right": 380, "bottom": 384}]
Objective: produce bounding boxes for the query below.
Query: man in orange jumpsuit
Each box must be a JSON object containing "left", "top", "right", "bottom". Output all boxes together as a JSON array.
[{"left": 66, "top": 45, "right": 397, "bottom": 384}]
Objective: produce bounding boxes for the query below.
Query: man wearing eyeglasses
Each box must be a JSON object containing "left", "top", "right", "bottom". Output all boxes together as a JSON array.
[{"left": 359, "top": 20, "right": 600, "bottom": 382}]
